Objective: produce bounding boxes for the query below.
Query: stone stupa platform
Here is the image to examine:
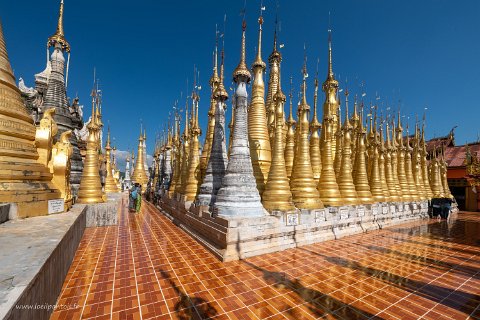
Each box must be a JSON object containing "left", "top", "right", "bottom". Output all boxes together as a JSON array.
[{"left": 160, "top": 196, "right": 431, "bottom": 262}]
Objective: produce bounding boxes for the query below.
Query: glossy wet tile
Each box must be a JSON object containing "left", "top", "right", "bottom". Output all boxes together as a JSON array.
[{"left": 50, "top": 197, "right": 480, "bottom": 319}]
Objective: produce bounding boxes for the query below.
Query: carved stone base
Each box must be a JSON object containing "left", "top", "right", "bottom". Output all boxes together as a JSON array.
[{"left": 159, "top": 196, "right": 429, "bottom": 261}]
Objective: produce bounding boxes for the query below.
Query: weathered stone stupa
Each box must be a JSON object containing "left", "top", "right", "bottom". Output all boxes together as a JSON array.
[
  {"left": 197, "top": 48, "right": 229, "bottom": 207},
  {"left": 214, "top": 20, "right": 264, "bottom": 217},
  {"left": 39, "top": 0, "right": 84, "bottom": 197}
]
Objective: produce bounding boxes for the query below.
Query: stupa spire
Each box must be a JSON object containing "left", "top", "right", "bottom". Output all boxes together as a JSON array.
[
  {"left": 249, "top": 6, "right": 271, "bottom": 197},
  {"left": 197, "top": 43, "right": 229, "bottom": 207},
  {"left": 214, "top": 17, "right": 264, "bottom": 217},
  {"left": 290, "top": 57, "right": 323, "bottom": 210},
  {"left": 310, "top": 62, "right": 322, "bottom": 183},
  {"left": 265, "top": 18, "right": 282, "bottom": 147},
  {"left": 48, "top": 0, "right": 70, "bottom": 52},
  {"left": 284, "top": 76, "right": 296, "bottom": 179},
  {"left": 104, "top": 127, "right": 119, "bottom": 193},
  {"left": 337, "top": 88, "right": 358, "bottom": 205},
  {"left": 262, "top": 58, "right": 295, "bottom": 211}
]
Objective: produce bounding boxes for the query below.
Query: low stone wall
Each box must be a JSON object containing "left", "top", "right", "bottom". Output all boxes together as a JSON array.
[
  {"left": 85, "top": 192, "right": 122, "bottom": 227},
  {"left": 159, "top": 196, "right": 429, "bottom": 262},
  {"left": 0, "top": 205, "right": 87, "bottom": 320}
]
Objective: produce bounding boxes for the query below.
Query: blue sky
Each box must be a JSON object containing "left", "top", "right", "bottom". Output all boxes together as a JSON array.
[{"left": 1, "top": 0, "right": 479, "bottom": 162}]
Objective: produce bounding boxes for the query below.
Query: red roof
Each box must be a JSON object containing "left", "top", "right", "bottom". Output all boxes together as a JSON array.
[{"left": 444, "top": 143, "right": 480, "bottom": 167}]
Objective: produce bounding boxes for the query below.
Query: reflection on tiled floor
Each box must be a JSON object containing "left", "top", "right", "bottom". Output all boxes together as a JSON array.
[{"left": 50, "top": 198, "right": 480, "bottom": 320}]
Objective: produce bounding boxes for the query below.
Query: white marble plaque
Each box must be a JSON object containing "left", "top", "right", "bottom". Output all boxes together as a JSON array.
[
  {"left": 358, "top": 208, "right": 365, "bottom": 217},
  {"left": 389, "top": 205, "right": 396, "bottom": 213},
  {"left": 286, "top": 213, "right": 299, "bottom": 226},
  {"left": 413, "top": 203, "right": 418, "bottom": 210},
  {"left": 372, "top": 207, "right": 378, "bottom": 215},
  {"left": 382, "top": 206, "right": 388, "bottom": 214},
  {"left": 339, "top": 208, "right": 349, "bottom": 220},
  {"left": 48, "top": 199, "right": 64, "bottom": 214}
]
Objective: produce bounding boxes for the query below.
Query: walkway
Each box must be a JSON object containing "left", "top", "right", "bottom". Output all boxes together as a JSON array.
[{"left": 50, "top": 198, "right": 480, "bottom": 320}]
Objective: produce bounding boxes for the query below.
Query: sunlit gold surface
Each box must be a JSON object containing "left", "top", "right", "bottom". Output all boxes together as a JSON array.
[
  {"left": 179, "top": 108, "right": 190, "bottom": 195},
  {"left": 337, "top": 93, "right": 358, "bottom": 205},
  {"left": 131, "top": 131, "right": 148, "bottom": 190},
  {"left": 333, "top": 109, "right": 343, "bottom": 180},
  {"left": 404, "top": 131, "right": 419, "bottom": 201},
  {"left": 395, "top": 117, "right": 411, "bottom": 202},
  {"left": 440, "top": 153, "right": 453, "bottom": 199},
  {"left": 317, "top": 104, "right": 342, "bottom": 206},
  {"left": 384, "top": 123, "right": 400, "bottom": 202},
  {"left": 368, "top": 127, "right": 385, "bottom": 203},
  {"left": 413, "top": 126, "right": 427, "bottom": 200},
  {"left": 248, "top": 15, "right": 271, "bottom": 197},
  {"left": 352, "top": 111, "right": 373, "bottom": 203},
  {"left": 0, "top": 22, "right": 61, "bottom": 217},
  {"left": 378, "top": 126, "right": 391, "bottom": 201},
  {"left": 310, "top": 77, "right": 322, "bottom": 183},
  {"left": 77, "top": 104, "right": 104, "bottom": 204},
  {"left": 420, "top": 127, "right": 433, "bottom": 199},
  {"left": 265, "top": 32, "right": 281, "bottom": 148},
  {"left": 51, "top": 130, "right": 73, "bottom": 209},
  {"left": 429, "top": 151, "right": 444, "bottom": 198},
  {"left": 184, "top": 96, "right": 202, "bottom": 201},
  {"left": 104, "top": 128, "right": 119, "bottom": 193},
  {"left": 290, "top": 68, "right": 323, "bottom": 210},
  {"left": 262, "top": 62, "right": 295, "bottom": 212},
  {"left": 322, "top": 32, "right": 340, "bottom": 156},
  {"left": 47, "top": 0, "right": 70, "bottom": 52},
  {"left": 284, "top": 85, "right": 296, "bottom": 180},
  {"left": 169, "top": 118, "right": 181, "bottom": 197}
]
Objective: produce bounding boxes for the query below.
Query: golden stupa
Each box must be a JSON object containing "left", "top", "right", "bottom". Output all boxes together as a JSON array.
[
  {"left": 248, "top": 15, "right": 272, "bottom": 197},
  {"left": 0, "top": 22, "right": 62, "bottom": 217},
  {"left": 169, "top": 115, "right": 181, "bottom": 197},
  {"left": 179, "top": 107, "right": 191, "bottom": 195},
  {"left": 104, "top": 127, "right": 119, "bottom": 193},
  {"left": 395, "top": 115, "right": 411, "bottom": 201},
  {"left": 77, "top": 96, "right": 104, "bottom": 204},
  {"left": 317, "top": 30, "right": 343, "bottom": 207},
  {"left": 289, "top": 62, "right": 323, "bottom": 210},
  {"left": 265, "top": 31, "right": 281, "bottom": 148},
  {"left": 131, "top": 127, "right": 149, "bottom": 189},
  {"left": 184, "top": 92, "right": 202, "bottom": 201},
  {"left": 337, "top": 90, "right": 358, "bottom": 205},
  {"left": 262, "top": 59, "right": 295, "bottom": 212},
  {"left": 352, "top": 109, "right": 373, "bottom": 203},
  {"left": 284, "top": 77, "right": 296, "bottom": 179},
  {"left": 310, "top": 74, "right": 322, "bottom": 184},
  {"left": 384, "top": 122, "right": 401, "bottom": 202}
]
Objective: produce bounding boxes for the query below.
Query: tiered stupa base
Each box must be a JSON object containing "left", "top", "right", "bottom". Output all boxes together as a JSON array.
[
  {"left": 159, "top": 194, "right": 429, "bottom": 262},
  {"left": 0, "top": 160, "right": 62, "bottom": 219}
]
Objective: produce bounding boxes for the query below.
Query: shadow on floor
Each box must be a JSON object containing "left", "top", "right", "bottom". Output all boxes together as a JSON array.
[
  {"left": 320, "top": 255, "right": 480, "bottom": 315},
  {"left": 158, "top": 270, "right": 218, "bottom": 319},
  {"left": 236, "top": 236, "right": 377, "bottom": 319}
]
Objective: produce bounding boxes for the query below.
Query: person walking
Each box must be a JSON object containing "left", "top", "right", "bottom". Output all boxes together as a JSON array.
[{"left": 135, "top": 185, "right": 142, "bottom": 213}]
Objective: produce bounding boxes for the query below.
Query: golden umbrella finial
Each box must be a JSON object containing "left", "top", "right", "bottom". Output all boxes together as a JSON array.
[
  {"left": 233, "top": 18, "right": 251, "bottom": 83},
  {"left": 48, "top": 0, "right": 70, "bottom": 52}
]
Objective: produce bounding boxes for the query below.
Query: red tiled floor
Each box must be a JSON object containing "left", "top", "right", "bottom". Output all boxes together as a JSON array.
[{"left": 50, "top": 197, "right": 480, "bottom": 319}]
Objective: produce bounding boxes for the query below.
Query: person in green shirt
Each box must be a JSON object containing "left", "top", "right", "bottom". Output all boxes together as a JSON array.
[{"left": 135, "top": 185, "right": 142, "bottom": 213}]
